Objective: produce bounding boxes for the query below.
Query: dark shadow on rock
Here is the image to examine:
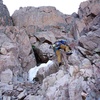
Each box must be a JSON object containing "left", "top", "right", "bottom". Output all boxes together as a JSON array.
[{"left": 32, "top": 46, "right": 49, "bottom": 65}]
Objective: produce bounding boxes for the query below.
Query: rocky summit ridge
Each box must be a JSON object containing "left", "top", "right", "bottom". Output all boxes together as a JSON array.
[{"left": 0, "top": 0, "right": 100, "bottom": 100}]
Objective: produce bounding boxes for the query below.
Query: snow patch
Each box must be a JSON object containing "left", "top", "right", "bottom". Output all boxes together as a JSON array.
[{"left": 28, "top": 60, "right": 54, "bottom": 82}]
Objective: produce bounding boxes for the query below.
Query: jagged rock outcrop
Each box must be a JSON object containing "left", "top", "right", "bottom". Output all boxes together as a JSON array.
[
  {"left": 0, "top": 30, "right": 20, "bottom": 72},
  {"left": 32, "top": 43, "right": 55, "bottom": 64},
  {"left": 78, "top": 13, "right": 100, "bottom": 100},
  {"left": 34, "top": 31, "right": 56, "bottom": 44},
  {"left": 0, "top": 0, "right": 13, "bottom": 26},
  {"left": 0, "top": 0, "right": 100, "bottom": 100},
  {"left": 12, "top": 6, "right": 66, "bottom": 28},
  {"left": 88, "top": 12, "right": 100, "bottom": 31},
  {"left": 0, "top": 26, "right": 36, "bottom": 85},
  {"left": 78, "top": 0, "right": 100, "bottom": 18}
]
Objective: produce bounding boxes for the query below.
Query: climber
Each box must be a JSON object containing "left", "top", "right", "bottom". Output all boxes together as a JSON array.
[{"left": 52, "top": 39, "right": 72, "bottom": 66}]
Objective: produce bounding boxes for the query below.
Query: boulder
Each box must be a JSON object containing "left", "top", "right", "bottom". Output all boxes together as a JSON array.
[
  {"left": 0, "top": 69, "right": 13, "bottom": 83},
  {"left": 4, "top": 26, "right": 36, "bottom": 70},
  {"left": 0, "top": 47, "right": 7, "bottom": 55},
  {"left": 81, "top": 58, "right": 91, "bottom": 68},
  {"left": 0, "top": 2, "right": 12, "bottom": 26},
  {"left": 69, "top": 77, "right": 83, "bottom": 100},
  {"left": 38, "top": 43, "right": 55, "bottom": 58},
  {"left": 42, "top": 72, "right": 69, "bottom": 100},
  {"left": 17, "top": 90, "right": 27, "bottom": 100},
  {"left": 44, "top": 25, "right": 68, "bottom": 39},
  {"left": 0, "top": 26, "right": 37, "bottom": 84},
  {"left": 36, "top": 60, "right": 58, "bottom": 83},
  {"left": 71, "top": 19, "right": 86, "bottom": 39},
  {"left": 68, "top": 50, "right": 81, "bottom": 66},
  {"left": 89, "top": 13, "right": 100, "bottom": 31},
  {"left": 68, "top": 65, "right": 80, "bottom": 77},
  {"left": 32, "top": 46, "right": 49, "bottom": 64},
  {"left": 78, "top": 0, "right": 100, "bottom": 18},
  {"left": 34, "top": 31, "right": 56, "bottom": 44},
  {"left": 75, "top": 19, "right": 86, "bottom": 34},
  {"left": 0, "top": 1, "right": 99, "bottom": 100},
  {"left": 79, "top": 29, "right": 100, "bottom": 52},
  {"left": 0, "top": 31, "right": 20, "bottom": 72},
  {"left": 79, "top": 35, "right": 97, "bottom": 51},
  {"left": 12, "top": 6, "right": 66, "bottom": 28}
]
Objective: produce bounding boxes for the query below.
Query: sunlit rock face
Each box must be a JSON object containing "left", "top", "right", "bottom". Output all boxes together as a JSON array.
[
  {"left": 78, "top": 0, "right": 100, "bottom": 18},
  {"left": 0, "top": 0, "right": 100, "bottom": 100},
  {"left": 12, "top": 6, "right": 67, "bottom": 28}
]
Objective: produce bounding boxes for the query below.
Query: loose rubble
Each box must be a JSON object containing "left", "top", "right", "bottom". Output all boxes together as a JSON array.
[{"left": 0, "top": 0, "right": 100, "bottom": 100}]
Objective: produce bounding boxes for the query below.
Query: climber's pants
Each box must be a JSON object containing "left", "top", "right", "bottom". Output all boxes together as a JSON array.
[
  {"left": 60, "top": 44, "right": 71, "bottom": 52},
  {"left": 55, "top": 44, "right": 71, "bottom": 63},
  {"left": 56, "top": 50, "right": 61, "bottom": 64}
]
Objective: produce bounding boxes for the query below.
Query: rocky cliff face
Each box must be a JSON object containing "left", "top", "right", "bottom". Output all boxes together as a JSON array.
[
  {"left": 0, "top": 0, "right": 12, "bottom": 26},
  {"left": 12, "top": 6, "right": 66, "bottom": 28},
  {"left": 78, "top": 0, "right": 100, "bottom": 18},
  {"left": 0, "top": 0, "right": 100, "bottom": 100}
]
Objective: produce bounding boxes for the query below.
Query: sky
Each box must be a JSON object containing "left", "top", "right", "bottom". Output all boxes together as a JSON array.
[{"left": 3, "top": 0, "right": 86, "bottom": 16}]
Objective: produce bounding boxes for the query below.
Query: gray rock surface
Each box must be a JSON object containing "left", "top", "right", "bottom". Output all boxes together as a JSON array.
[
  {"left": 0, "top": 1, "right": 12, "bottom": 26},
  {"left": 0, "top": 0, "right": 100, "bottom": 100}
]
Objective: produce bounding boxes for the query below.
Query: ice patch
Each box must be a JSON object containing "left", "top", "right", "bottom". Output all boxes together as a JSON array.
[{"left": 28, "top": 60, "right": 54, "bottom": 82}]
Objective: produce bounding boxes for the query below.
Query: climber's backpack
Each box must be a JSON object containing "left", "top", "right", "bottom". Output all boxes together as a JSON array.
[{"left": 55, "top": 39, "right": 69, "bottom": 46}]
